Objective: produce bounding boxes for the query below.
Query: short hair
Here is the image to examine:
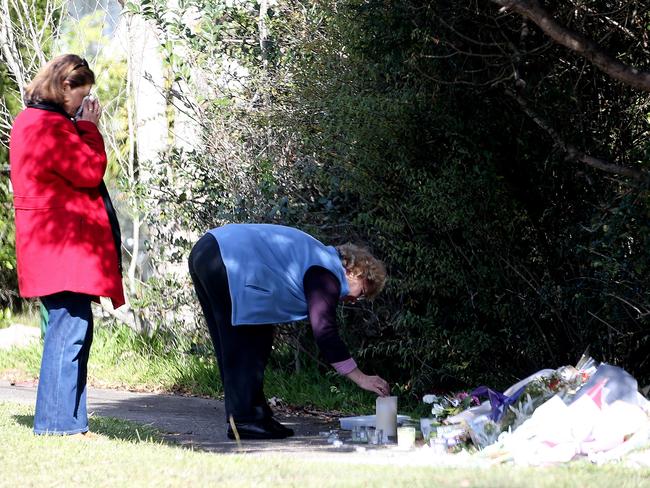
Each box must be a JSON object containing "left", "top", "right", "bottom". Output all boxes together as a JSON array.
[
  {"left": 336, "top": 243, "right": 387, "bottom": 299},
  {"left": 24, "top": 54, "right": 95, "bottom": 105}
]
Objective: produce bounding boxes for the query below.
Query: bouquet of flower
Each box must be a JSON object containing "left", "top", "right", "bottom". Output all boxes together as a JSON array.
[
  {"left": 420, "top": 354, "right": 599, "bottom": 450},
  {"left": 418, "top": 392, "right": 481, "bottom": 445},
  {"left": 422, "top": 392, "right": 481, "bottom": 422}
]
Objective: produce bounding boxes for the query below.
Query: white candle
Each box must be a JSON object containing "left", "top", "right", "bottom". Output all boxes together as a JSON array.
[
  {"left": 397, "top": 426, "right": 416, "bottom": 449},
  {"left": 375, "top": 396, "right": 397, "bottom": 440}
]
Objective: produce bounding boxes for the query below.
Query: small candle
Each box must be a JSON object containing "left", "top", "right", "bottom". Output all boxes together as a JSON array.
[
  {"left": 375, "top": 396, "right": 397, "bottom": 441},
  {"left": 397, "top": 426, "right": 416, "bottom": 449}
]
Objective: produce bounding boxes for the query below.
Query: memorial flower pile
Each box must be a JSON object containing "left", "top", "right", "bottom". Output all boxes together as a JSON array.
[{"left": 416, "top": 354, "right": 650, "bottom": 464}]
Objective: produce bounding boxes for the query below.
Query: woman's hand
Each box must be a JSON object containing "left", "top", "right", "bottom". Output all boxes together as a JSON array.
[
  {"left": 345, "top": 368, "right": 390, "bottom": 397},
  {"left": 78, "top": 96, "right": 101, "bottom": 125}
]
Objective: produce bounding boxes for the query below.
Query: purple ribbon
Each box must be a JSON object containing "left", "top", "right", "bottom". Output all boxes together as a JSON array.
[{"left": 471, "top": 385, "right": 527, "bottom": 422}]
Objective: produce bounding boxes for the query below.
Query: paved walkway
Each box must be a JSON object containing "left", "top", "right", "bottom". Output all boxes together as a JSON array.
[
  {"left": 0, "top": 380, "right": 345, "bottom": 454},
  {"left": 0, "top": 326, "right": 439, "bottom": 464},
  {"left": 0, "top": 380, "right": 457, "bottom": 466}
]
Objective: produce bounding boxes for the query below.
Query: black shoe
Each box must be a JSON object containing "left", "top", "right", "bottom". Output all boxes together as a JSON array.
[
  {"left": 227, "top": 419, "right": 288, "bottom": 440},
  {"left": 268, "top": 417, "right": 294, "bottom": 437}
]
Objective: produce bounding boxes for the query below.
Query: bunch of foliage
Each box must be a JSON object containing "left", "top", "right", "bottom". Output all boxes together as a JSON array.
[{"left": 81, "top": 0, "right": 650, "bottom": 391}]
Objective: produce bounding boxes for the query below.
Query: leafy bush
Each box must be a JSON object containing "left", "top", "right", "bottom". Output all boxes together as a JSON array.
[{"left": 130, "top": 0, "right": 650, "bottom": 394}]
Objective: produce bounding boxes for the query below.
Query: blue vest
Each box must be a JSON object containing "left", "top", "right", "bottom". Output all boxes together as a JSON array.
[{"left": 208, "top": 224, "right": 350, "bottom": 325}]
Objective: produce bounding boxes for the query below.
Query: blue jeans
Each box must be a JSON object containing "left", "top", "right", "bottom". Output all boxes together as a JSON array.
[{"left": 34, "top": 292, "right": 94, "bottom": 435}]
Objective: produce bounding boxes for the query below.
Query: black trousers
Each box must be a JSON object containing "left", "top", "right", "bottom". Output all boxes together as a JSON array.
[{"left": 188, "top": 233, "right": 275, "bottom": 423}]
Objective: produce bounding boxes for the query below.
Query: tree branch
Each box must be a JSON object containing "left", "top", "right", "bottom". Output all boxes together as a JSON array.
[
  {"left": 0, "top": 0, "right": 27, "bottom": 100},
  {"left": 492, "top": 0, "right": 650, "bottom": 92},
  {"left": 505, "top": 90, "right": 645, "bottom": 180}
]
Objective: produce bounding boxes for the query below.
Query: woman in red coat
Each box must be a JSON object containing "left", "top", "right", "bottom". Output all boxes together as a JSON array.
[{"left": 10, "top": 54, "right": 124, "bottom": 436}]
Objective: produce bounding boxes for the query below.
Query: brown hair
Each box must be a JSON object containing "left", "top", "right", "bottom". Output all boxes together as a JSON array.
[
  {"left": 24, "top": 54, "right": 95, "bottom": 105},
  {"left": 336, "top": 243, "right": 387, "bottom": 299}
]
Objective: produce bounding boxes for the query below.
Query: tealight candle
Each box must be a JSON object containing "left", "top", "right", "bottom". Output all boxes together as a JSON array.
[{"left": 397, "top": 426, "right": 416, "bottom": 449}]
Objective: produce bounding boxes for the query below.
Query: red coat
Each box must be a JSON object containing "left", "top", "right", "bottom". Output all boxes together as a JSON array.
[{"left": 10, "top": 107, "right": 125, "bottom": 308}]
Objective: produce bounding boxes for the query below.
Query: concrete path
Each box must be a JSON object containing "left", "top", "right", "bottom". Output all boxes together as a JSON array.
[
  {"left": 0, "top": 380, "right": 344, "bottom": 454},
  {"left": 0, "top": 380, "right": 454, "bottom": 466},
  {"left": 0, "top": 325, "right": 440, "bottom": 464}
]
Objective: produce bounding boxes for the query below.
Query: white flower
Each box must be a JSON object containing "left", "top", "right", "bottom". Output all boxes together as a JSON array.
[
  {"left": 423, "top": 394, "right": 439, "bottom": 404},
  {"left": 431, "top": 404, "right": 445, "bottom": 417}
]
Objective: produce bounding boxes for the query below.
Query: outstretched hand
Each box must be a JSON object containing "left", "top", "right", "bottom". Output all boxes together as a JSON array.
[{"left": 346, "top": 368, "right": 390, "bottom": 397}]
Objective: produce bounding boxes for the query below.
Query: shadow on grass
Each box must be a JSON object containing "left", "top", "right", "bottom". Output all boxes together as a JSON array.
[{"left": 12, "top": 414, "right": 167, "bottom": 444}]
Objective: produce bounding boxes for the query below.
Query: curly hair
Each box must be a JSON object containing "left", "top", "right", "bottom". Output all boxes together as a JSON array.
[
  {"left": 24, "top": 54, "right": 95, "bottom": 105},
  {"left": 336, "top": 243, "right": 387, "bottom": 299}
]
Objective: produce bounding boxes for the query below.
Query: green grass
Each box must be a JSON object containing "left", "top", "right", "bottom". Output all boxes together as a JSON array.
[
  {"left": 0, "top": 322, "right": 377, "bottom": 414},
  {"left": 1, "top": 402, "right": 649, "bottom": 488}
]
